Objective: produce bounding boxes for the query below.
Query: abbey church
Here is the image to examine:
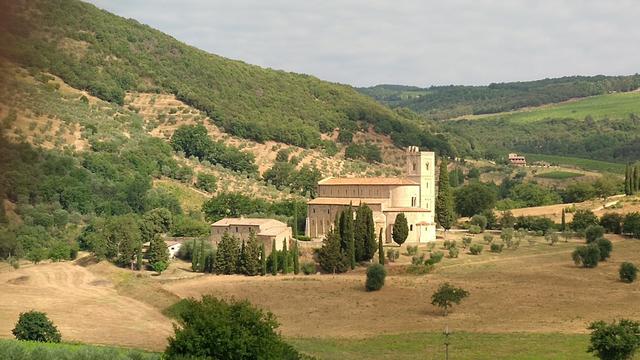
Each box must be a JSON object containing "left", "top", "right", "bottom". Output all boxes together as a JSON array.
[{"left": 305, "top": 146, "right": 436, "bottom": 243}]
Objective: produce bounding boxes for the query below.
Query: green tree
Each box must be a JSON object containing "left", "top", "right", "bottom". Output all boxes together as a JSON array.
[
  {"left": 270, "top": 239, "right": 278, "bottom": 275},
  {"left": 378, "top": 228, "right": 385, "bottom": 266},
  {"left": 292, "top": 241, "right": 300, "bottom": 275},
  {"left": 243, "top": 230, "right": 261, "bottom": 276},
  {"left": 152, "top": 261, "right": 168, "bottom": 274},
  {"left": 619, "top": 262, "right": 638, "bottom": 283},
  {"left": 363, "top": 205, "right": 377, "bottom": 261},
  {"left": 365, "top": 263, "right": 386, "bottom": 291},
  {"left": 561, "top": 208, "right": 566, "bottom": 231},
  {"left": 165, "top": 296, "right": 300, "bottom": 359},
  {"left": 436, "top": 158, "right": 456, "bottom": 234},
  {"left": 318, "top": 228, "right": 347, "bottom": 274},
  {"left": 392, "top": 213, "right": 409, "bottom": 246},
  {"left": 281, "top": 239, "right": 289, "bottom": 275},
  {"left": 625, "top": 164, "right": 631, "bottom": 195},
  {"left": 147, "top": 234, "right": 169, "bottom": 271},
  {"left": 587, "top": 319, "right": 640, "bottom": 360},
  {"left": 431, "top": 283, "right": 469, "bottom": 316},
  {"left": 339, "top": 205, "right": 355, "bottom": 270},
  {"left": 261, "top": 243, "right": 267, "bottom": 276},
  {"left": 572, "top": 209, "right": 599, "bottom": 232},
  {"left": 454, "top": 182, "right": 497, "bottom": 217},
  {"left": 624, "top": 212, "right": 640, "bottom": 238},
  {"left": 196, "top": 173, "right": 217, "bottom": 193},
  {"left": 586, "top": 225, "right": 606, "bottom": 243},
  {"left": 600, "top": 213, "right": 623, "bottom": 234},
  {"left": 140, "top": 208, "right": 172, "bottom": 242},
  {"left": 214, "top": 232, "right": 239, "bottom": 275},
  {"left": 12, "top": 311, "right": 61, "bottom": 343},
  {"left": 572, "top": 244, "right": 600, "bottom": 268}
]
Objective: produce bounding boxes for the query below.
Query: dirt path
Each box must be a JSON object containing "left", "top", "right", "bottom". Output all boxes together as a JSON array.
[{"left": 0, "top": 261, "right": 173, "bottom": 351}]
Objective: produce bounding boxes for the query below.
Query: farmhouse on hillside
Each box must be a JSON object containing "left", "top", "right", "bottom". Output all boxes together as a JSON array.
[
  {"left": 508, "top": 153, "right": 527, "bottom": 166},
  {"left": 306, "top": 146, "right": 436, "bottom": 243},
  {"left": 210, "top": 217, "right": 292, "bottom": 252}
]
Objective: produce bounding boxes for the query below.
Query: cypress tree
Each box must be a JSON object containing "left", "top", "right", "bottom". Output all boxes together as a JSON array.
[
  {"left": 191, "top": 239, "right": 199, "bottom": 272},
  {"left": 363, "top": 206, "right": 376, "bottom": 261},
  {"left": 561, "top": 208, "right": 566, "bottom": 231},
  {"left": 238, "top": 239, "right": 246, "bottom": 274},
  {"left": 214, "top": 233, "right": 239, "bottom": 275},
  {"left": 270, "top": 239, "right": 278, "bottom": 275},
  {"left": 339, "top": 204, "right": 356, "bottom": 269},
  {"left": 148, "top": 234, "right": 169, "bottom": 268},
  {"left": 198, "top": 238, "right": 206, "bottom": 272},
  {"left": 293, "top": 207, "right": 298, "bottom": 237},
  {"left": 392, "top": 213, "right": 409, "bottom": 245},
  {"left": 624, "top": 164, "right": 631, "bottom": 195},
  {"left": 260, "top": 243, "right": 267, "bottom": 276},
  {"left": 292, "top": 241, "right": 300, "bottom": 275},
  {"left": 436, "top": 158, "right": 456, "bottom": 238},
  {"left": 633, "top": 165, "right": 640, "bottom": 194},
  {"left": 243, "top": 230, "right": 261, "bottom": 276},
  {"left": 282, "top": 239, "right": 289, "bottom": 274},
  {"left": 318, "top": 228, "right": 347, "bottom": 274},
  {"left": 378, "top": 228, "right": 384, "bottom": 266},
  {"left": 354, "top": 204, "right": 366, "bottom": 261}
]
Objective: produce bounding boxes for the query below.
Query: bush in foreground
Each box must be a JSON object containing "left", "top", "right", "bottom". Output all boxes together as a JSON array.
[
  {"left": 12, "top": 311, "right": 61, "bottom": 343},
  {"left": 301, "top": 262, "right": 316, "bottom": 275},
  {"left": 431, "top": 283, "right": 469, "bottom": 316},
  {"left": 619, "top": 262, "right": 638, "bottom": 283},
  {"left": 365, "top": 264, "right": 386, "bottom": 291},
  {"left": 165, "top": 296, "right": 300, "bottom": 359},
  {"left": 469, "top": 244, "right": 483, "bottom": 255},
  {"left": 588, "top": 319, "right": 640, "bottom": 360},
  {"left": 595, "top": 238, "right": 612, "bottom": 261}
]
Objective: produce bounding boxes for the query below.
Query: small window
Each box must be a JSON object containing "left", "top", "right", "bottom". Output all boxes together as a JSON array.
[
  {"left": 327, "top": 209, "right": 330, "bottom": 214},
  {"left": 425, "top": 162, "right": 429, "bottom": 171},
  {"left": 412, "top": 162, "right": 416, "bottom": 171},
  {"left": 235, "top": 226, "right": 238, "bottom": 232},
  {"left": 410, "top": 224, "right": 413, "bottom": 231},
  {"left": 313, "top": 209, "right": 315, "bottom": 213}
]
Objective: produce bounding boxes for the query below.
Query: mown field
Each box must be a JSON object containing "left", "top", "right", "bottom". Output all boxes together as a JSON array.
[
  {"left": 0, "top": 339, "right": 160, "bottom": 360},
  {"left": 524, "top": 153, "right": 627, "bottom": 174},
  {"left": 534, "top": 170, "right": 584, "bottom": 180},
  {"left": 471, "top": 91, "right": 640, "bottom": 124}
]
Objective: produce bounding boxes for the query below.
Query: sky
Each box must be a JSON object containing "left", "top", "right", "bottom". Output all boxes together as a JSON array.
[{"left": 86, "top": 0, "right": 640, "bottom": 87}]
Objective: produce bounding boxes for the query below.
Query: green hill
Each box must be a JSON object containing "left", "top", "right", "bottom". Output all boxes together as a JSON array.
[
  {"left": 0, "top": 0, "right": 450, "bottom": 154},
  {"left": 359, "top": 76, "right": 640, "bottom": 120},
  {"left": 468, "top": 91, "right": 640, "bottom": 124}
]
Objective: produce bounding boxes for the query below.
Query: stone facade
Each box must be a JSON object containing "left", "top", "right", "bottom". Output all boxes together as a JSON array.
[
  {"left": 210, "top": 218, "right": 292, "bottom": 254},
  {"left": 306, "top": 146, "right": 436, "bottom": 243}
]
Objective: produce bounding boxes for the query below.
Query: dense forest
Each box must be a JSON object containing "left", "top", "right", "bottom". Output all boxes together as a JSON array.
[
  {"left": 0, "top": 0, "right": 452, "bottom": 155},
  {"left": 359, "top": 75, "right": 640, "bottom": 120}
]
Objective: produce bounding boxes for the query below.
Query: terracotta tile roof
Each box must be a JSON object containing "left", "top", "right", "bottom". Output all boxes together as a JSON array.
[
  {"left": 318, "top": 177, "right": 418, "bottom": 186},
  {"left": 211, "top": 218, "right": 286, "bottom": 227},
  {"left": 307, "top": 197, "right": 387, "bottom": 205}
]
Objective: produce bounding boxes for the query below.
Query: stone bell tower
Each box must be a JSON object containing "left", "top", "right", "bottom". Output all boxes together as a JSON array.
[{"left": 405, "top": 146, "right": 436, "bottom": 211}]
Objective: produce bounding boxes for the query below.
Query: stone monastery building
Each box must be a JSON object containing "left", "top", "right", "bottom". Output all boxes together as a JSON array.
[{"left": 306, "top": 146, "right": 436, "bottom": 243}]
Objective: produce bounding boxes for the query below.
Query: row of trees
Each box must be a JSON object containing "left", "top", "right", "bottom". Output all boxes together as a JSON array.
[
  {"left": 262, "top": 152, "right": 322, "bottom": 197},
  {"left": 187, "top": 232, "right": 301, "bottom": 276},
  {"left": 624, "top": 163, "right": 640, "bottom": 195},
  {"left": 317, "top": 204, "right": 378, "bottom": 273}
]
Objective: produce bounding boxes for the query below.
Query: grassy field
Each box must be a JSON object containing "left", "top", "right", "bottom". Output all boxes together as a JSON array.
[
  {"left": 524, "top": 153, "right": 626, "bottom": 174},
  {"left": 534, "top": 170, "right": 583, "bottom": 180},
  {"left": 477, "top": 91, "right": 640, "bottom": 123},
  {"left": 291, "top": 332, "right": 598, "bottom": 360},
  {"left": 0, "top": 339, "right": 160, "bottom": 359}
]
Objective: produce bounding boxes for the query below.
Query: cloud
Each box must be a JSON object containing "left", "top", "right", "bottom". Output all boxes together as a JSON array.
[{"left": 86, "top": 0, "right": 640, "bottom": 87}]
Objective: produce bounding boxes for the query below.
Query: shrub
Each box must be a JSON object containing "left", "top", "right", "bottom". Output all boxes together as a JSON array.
[
  {"left": 427, "top": 251, "right": 444, "bottom": 265},
  {"left": 587, "top": 319, "right": 640, "bottom": 360},
  {"left": 619, "top": 262, "right": 638, "bottom": 283},
  {"left": 412, "top": 254, "right": 426, "bottom": 265},
  {"left": 600, "top": 213, "right": 623, "bottom": 234},
  {"left": 448, "top": 247, "right": 459, "bottom": 258},
  {"left": 406, "top": 263, "right": 434, "bottom": 275},
  {"left": 585, "top": 225, "right": 605, "bottom": 244},
  {"left": 572, "top": 244, "right": 600, "bottom": 268},
  {"left": 595, "top": 238, "right": 612, "bottom": 261},
  {"left": 469, "top": 244, "right": 483, "bottom": 255},
  {"left": 483, "top": 234, "right": 494, "bottom": 244},
  {"left": 301, "top": 262, "right": 316, "bottom": 275},
  {"left": 623, "top": 212, "right": 640, "bottom": 238},
  {"left": 572, "top": 209, "right": 599, "bottom": 232},
  {"left": 406, "top": 245, "right": 418, "bottom": 255},
  {"left": 462, "top": 237, "right": 472, "bottom": 249},
  {"left": 365, "top": 264, "right": 386, "bottom": 291},
  {"left": 12, "top": 311, "right": 61, "bottom": 343},
  {"left": 501, "top": 228, "right": 514, "bottom": 248},
  {"left": 470, "top": 214, "right": 488, "bottom": 231},
  {"left": 545, "top": 232, "right": 559, "bottom": 246},
  {"left": 427, "top": 242, "right": 436, "bottom": 252},
  {"left": 490, "top": 243, "right": 504, "bottom": 253},
  {"left": 165, "top": 296, "right": 299, "bottom": 359},
  {"left": 386, "top": 249, "right": 399, "bottom": 262},
  {"left": 468, "top": 225, "right": 482, "bottom": 234}
]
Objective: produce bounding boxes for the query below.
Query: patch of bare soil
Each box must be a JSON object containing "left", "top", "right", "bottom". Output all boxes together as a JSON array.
[{"left": 0, "top": 261, "right": 173, "bottom": 351}]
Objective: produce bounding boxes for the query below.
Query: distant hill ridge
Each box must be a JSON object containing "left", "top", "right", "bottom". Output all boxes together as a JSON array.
[
  {"left": 0, "top": 0, "right": 451, "bottom": 155},
  {"left": 359, "top": 75, "right": 640, "bottom": 120}
]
